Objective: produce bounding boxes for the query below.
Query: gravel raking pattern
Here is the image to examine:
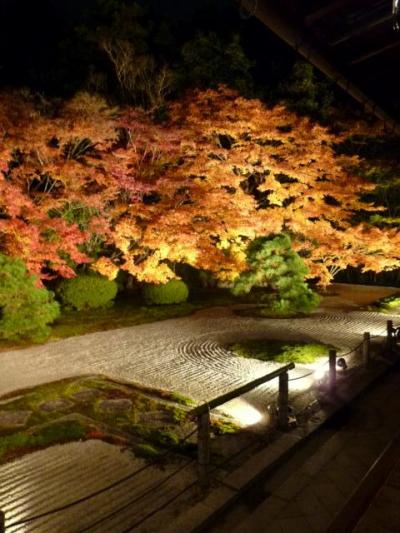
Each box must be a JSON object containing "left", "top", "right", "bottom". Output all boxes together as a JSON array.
[
  {"left": 0, "top": 441, "right": 196, "bottom": 533},
  {"left": 0, "top": 307, "right": 395, "bottom": 403},
  {"left": 1, "top": 302, "right": 399, "bottom": 533}
]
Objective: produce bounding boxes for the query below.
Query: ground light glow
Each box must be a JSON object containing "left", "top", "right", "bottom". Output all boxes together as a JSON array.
[
  {"left": 314, "top": 366, "right": 327, "bottom": 381},
  {"left": 288, "top": 360, "right": 329, "bottom": 391},
  {"left": 222, "top": 398, "right": 264, "bottom": 426}
]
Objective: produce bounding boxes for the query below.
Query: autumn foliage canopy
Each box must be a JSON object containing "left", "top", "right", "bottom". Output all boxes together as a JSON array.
[{"left": 1, "top": 87, "right": 399, "bottom": 287}]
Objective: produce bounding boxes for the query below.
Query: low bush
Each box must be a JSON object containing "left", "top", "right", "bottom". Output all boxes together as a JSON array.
[
  {"left": 58, "top": 273, "right": 118, "bottom": 310},
  {"left": 142, "top": 279, "right": 189, "bottom": 305},
  {"left": 0, "top": 253, "right": 60, "bottom": 342}
]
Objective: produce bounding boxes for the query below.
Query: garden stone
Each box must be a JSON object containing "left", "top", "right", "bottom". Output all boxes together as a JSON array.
[
  {"left": 0, "top": 410, "right": 32, "bottom": 429},
  {"left": 72, "top": 389, "right": 102, "bottom": 402},
  {"left": 98, "top": 399, "right": 133, "bottom": 413},
  {"left": 39, "top": 398, "right": 74, "bottom": 412}
]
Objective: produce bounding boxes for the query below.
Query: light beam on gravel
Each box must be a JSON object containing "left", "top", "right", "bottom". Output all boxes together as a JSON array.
[
  {"left": 288, "top": 361, "right": 327, "bottom": 391},
  {"left": 222, "top": 398, "right": 264, "bottom": 426},
  {"left": 289, "top": 373, "right": 314, "bottom": 391},
  {"left": 314, "top": 366, "right": 327, "bottom": 381}
]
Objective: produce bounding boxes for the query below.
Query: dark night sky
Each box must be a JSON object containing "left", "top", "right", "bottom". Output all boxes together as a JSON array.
[
  {"left": 0, "top": 0, "right": 293, "bottom": 92},
  {"left": 0, "top": 1, "right": 224, "bottom": 78},
  {"left": 0, "top": 0, "right": 399, "bottom": 118}
]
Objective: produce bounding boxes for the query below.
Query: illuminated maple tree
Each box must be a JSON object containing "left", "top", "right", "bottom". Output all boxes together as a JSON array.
[
  {"left": 1, "top": 87, "right": 399, "bottom": 286},
  {"left": 103, "top": 87, "right": 400, "bottom": 285},
  {"left": 0, "top": 92, "right": 112, "bottom": 279}
]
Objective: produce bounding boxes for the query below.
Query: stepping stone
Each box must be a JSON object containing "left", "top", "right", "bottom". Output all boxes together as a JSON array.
[
  {"left": 72, "top": 389, "right": 102, "bottom": 402},
  {"left": 39, "top": 398, "right": 74, "bottom": 412},
  {"left": 0, "top": 410, "right": 32, "bottom": 429},
  {"left": 98, "top": 399, "right": 133, "bottom": 413}
]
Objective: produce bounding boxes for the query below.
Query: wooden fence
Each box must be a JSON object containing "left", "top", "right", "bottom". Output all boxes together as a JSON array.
[
  {"left": 190, "top": 362, "right": 295, "bottom": 489},
  {"left": 190, "top": 320, "right": 397, "bottom": 489}
]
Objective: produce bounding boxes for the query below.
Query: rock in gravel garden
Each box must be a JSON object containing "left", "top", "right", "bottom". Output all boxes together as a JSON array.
[
  {"left": 39, "top": 398, "right": 74, "bottom": 412},
  {"left": 98, "top": 399, "right": 133, "bottom": 413},
  {"left": 71, "top": 389, "right": 102, "bottom": 402},
  {"left": 0, "top": 410, "right": 32, "bottom": 429}
]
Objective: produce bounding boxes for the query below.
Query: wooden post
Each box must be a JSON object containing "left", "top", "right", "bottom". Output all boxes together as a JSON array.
[
  {"left": 0, "top": 510, "right": 4, "bottom": 533},
  {"left": 197, "top": 411, "right": 210, "bottom": 490},
  {"left": 387, "top": 320, "right": 394, "bottom": 349},
  {"left": 329, "top": 349, "right": 337, "bottom": 394},
  {"left": 363, "top": 332, "right": 371, "bottom": 367},
  {"left": 278, "top": 371, "right": 289, "bottom": 430}
]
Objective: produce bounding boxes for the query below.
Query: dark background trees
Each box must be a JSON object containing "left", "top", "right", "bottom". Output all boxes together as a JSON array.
[{"left": 0, "top": 0, "right": 326, "bottom": 114}]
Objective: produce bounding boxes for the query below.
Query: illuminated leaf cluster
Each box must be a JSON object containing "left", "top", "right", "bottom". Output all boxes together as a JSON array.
[{"left": 1, "top": 87, "right": 398, "bottom": 286}]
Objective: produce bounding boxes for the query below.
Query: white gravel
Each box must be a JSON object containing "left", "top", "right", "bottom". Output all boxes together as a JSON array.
[{"left": 0, "top": 303, "right": 397, "bottom": 403}]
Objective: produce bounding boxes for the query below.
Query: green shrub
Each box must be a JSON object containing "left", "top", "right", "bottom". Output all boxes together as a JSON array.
[
  {"left": 0, "top": 254, "right": 60, "bottom": 342},
  {"left": 142, "top": 279, "right": 189, "bottom": 305},
  {"left": 58, "top": 273, "right": 118, "bottom": 310}
]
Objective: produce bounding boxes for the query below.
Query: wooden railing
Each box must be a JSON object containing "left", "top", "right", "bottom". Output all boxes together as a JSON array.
[
  {"left": 190, "top": 362, "right": 295, "bottom": 489},
  {"left": 190, "top": 319, "right": 397, "bottom": 489}
]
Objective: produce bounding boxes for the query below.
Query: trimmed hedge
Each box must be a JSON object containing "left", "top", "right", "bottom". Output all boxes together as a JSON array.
[
  {"left": 142, "top": 280, "right": 189, "bottom": 305},
  {"left": 58, "top": 274, "right": 118, "bottom": 310},
  {"left": 0, "top": 254, "right": 60, "bottom": 342}
]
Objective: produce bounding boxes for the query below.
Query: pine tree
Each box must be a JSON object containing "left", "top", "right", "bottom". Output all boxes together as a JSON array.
[{"left": 232, "top": 235, "right": 320, "bottom": 314}]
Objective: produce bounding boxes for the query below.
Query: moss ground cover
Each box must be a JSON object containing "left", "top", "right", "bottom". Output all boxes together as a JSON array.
[
  {"left": 228, "top": 339, "right": 334, "bottom": 364},
  {"left": 0, "top": 376, "right": 191, "bottom": 463},
  {"left": 0, "top": 420, "right": 88, "bottom": 464},
  {"left": 51, "top": 300, "right": 197, "bottom": 340},
  {"left": 375, "top": 295, "right": 400, "bottom": 313},
  {"left": 0, "top": 375, "right": 234, "bottom": 464}
]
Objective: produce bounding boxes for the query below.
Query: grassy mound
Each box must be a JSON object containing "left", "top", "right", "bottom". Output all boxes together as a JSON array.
[
  {"left": 375, "top": 295, "right": 400, "bottom": 313},
  {"left": 228, "top": 339, "right": 333, "bottom": 364}
]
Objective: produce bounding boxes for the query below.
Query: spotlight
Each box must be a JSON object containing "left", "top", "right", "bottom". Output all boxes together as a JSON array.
[{"left": 337, "top": 357, "right": 347, "bottom": 370}]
